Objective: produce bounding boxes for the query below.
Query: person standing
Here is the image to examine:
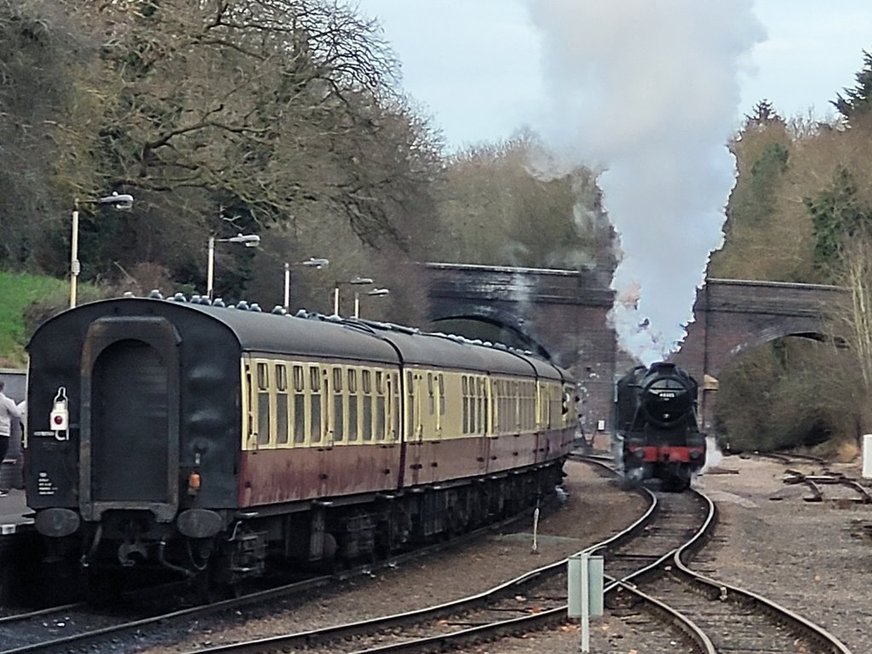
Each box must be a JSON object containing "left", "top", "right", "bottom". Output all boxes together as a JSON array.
[{"left": 0, "top": 381, "right": 22, "bottom": 497}]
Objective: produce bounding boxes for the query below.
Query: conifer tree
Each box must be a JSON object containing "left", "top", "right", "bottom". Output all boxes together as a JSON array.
[{"left": 832, "top": 49, "right": 872, "bottom": 121}]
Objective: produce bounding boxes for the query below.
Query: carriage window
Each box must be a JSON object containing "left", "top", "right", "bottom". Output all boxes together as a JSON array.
[
  {"left": 333, "top": 367, "right": 344, "bottom": 442},
  {"left": 310, "top": 366, "right": 322, "bottom": 443},
  {"left": 481, "top": 378, "right": 489, "bottom": 434},
  {"left": 348, "top": 369, "right": 357, "bottom": 393},
  {"left": 276, "top": 364, "right": 289, "bottom": 444},
  {"left": 362, "top": 370, "right": 371, "bottom": 393},
  {"left": 461, "top": 375, "right": 470, "bottom": 434},
  {"left": 293, "top": 365, "right": 304, "bottom": 392},
  {"left": 293, "top": 365, "right": 305, "bottom": 443},
  {"left": 375, "top": 373, "right": 385, "bottom": 441},
  {"left": 427, "top": 373, "right": 435, "bottom": 415},
  {"left": 438, "top": 374, "right": 445, "bottom": 416},
  {"left": 390, "top": 374, "right": 400, "bottom": 441},
  {"left": 494, "top": 379, "right": 506, "bottom": 433},
  {"left": 476, "top": 377, "right": 484, "bottom": 434},
  {"left": 348, "top": 391, "right": 359, "bottom": 442},
  {"left": 257, "top": 363, "right": 270, "bottom": 445},
  {"left": 511, "top": 382, "right": 521, "bottom": 430},
  {"left": 362, "top": 385, "right": 373, "bottom": 442},
  {"left": 294, "top": 394, "right": 306, "bottom": 443},
  {"left": 406, "top": 371, "right": 415, "bottom": 438},
  {"left": 334, "top": 395, "right": 344, "bottom": 442},
  {"left": 311, "top": 397, "right": 321, "bottom": 442},
  {"left": 473, "top": 376, "right": 481, "bottom": 434},
  {"left": 376, "top": 396, "right": 386, "bottom": 441}
]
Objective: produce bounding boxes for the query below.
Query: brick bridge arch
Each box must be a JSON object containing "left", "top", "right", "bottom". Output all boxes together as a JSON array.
[{"left": 423, "top": 263, "right": 847, "bottom": 436}]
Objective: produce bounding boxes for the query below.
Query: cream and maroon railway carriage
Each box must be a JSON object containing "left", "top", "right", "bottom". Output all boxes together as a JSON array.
[{"left": 25, "top": 296, "right": 575, "bottom": 583}]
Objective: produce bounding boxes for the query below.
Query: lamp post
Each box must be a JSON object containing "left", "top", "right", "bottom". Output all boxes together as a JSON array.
[
  {"left": 206, "top": 233, "right": 260, "bottom": 300},
  {"left": 354, "top": 288, "right": 389, "bottom": 318},
  {"left": 70, "top": 192, "right": 135, "bottom": 308},
  {"left": 332, "top": 276, "right": 373, "bottom": 315},
  {"left": 284, "top": 257, "right": 329, "bottom": 311}
]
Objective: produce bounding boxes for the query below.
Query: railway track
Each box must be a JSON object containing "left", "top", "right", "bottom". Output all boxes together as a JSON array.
[
  {"left": 3, "top": 456, "right": 852, "bottom": 653},
  {"left": 0, "top": 574, "right": 343, "bottom": 654},
  {"left": 0, "top": 502, "right": 550, "bottom": 654},
  {"left": 610, "top": 512, "right": 852, "bottom": 653},
  {"left": 783, "top": 470, "right": 872, "bottom": 503},
  {"left": 172, "top": 455, "right": 851, "bottom": 654},
  {"left": 753, "top": 451, "right": 827, "bottom": 466}
]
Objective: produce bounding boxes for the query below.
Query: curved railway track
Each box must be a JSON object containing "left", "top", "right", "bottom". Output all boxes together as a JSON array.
[
  {"left": 2, "top": 456, "right": 852, "bottom": 653},
  {"left": 173, "top": 455, "right": 851, "bottom": 654},
  {"left": 783, "top": 470, "right": 872, "bottom": 503},
  {"left": 0, "top": 575, "right": 340, "bottom": 654},
  {"left": 0, "top": 501, "right": 550, "bottom": 654}
]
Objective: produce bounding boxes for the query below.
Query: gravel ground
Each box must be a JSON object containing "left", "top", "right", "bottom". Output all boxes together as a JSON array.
[
  {"left": 138, "top": 460, "right": 648, "bottom": 653},
  {"left": 139, "top": 455, "right": 872, "bottom": 653},
  {"left": 455, "top": 455, "right": 872, "bottom": 654},
  {"left": 693, "top": 455, "right": 872, "bottom": 654}
]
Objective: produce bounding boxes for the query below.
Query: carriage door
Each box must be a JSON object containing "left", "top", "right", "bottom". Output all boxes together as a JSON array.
[{"left": 79, "top": 318, "right": 180, "bottom": 522}]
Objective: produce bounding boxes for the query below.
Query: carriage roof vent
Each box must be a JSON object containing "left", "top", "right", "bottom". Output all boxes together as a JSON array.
[
  {"left": 172, "top": 292, "right": 187, "bottom": 302},
  {"left": 148, "top": 289, "right": 163, "bottom": 299},
  {"left": 213, "top": 298, "right": 226, "bottom": 307},
  {"left": 122, "top": 291, "right": 135, "bottom": 298},
  {"left": 236, "top": 300, "right": 249, "bottom": 310},
  {"left": 250, "top": 303, "right": 262, "bottom": 312},
  {"left": 272, "top": 305, "right": 287, "bottom": 315}
]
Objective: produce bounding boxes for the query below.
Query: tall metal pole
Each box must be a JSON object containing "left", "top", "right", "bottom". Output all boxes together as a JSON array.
[
  {"left": 69, "top": 200, "right": 80, "bottom": 308},
  {"left": 353, "top": 291, "right": 360, "bottom": 318},
  {"left": 283, "top": 262, "right": 291, "bottom": 311},
  {"left": 206, "top": 236, "right": 215, "bottom": 300},
  {"left": 333, "top": 285, "right": 340, "bottom": 315}
]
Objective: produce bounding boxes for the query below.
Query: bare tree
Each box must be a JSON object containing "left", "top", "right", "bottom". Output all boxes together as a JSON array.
[
  {"left": 433, "top": 132, "right": 611, "bottom": 270},
  {"left": 0, "top": 0, "right": 95, "bottom": 270},
  {"left": 828, "top": 231, "right": 872, "bottom": 438},
  {"left": 7, "top": 0, "right": 444, "bottom": 297}
]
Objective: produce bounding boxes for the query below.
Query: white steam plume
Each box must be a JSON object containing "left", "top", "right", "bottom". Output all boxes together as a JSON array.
[{"left": 524, "top": 1, "right": 765, "bottom": 364}]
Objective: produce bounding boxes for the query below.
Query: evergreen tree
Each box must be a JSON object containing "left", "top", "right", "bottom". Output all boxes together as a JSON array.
[
  {"left": 804, "top": 167, "right": 872, "bottom": 275},
  {"left": 832, "top": 49, "right": 872, "bottom": 121},
  {"left": 744, "top": 99, "right": 784, "bottom": 129}
]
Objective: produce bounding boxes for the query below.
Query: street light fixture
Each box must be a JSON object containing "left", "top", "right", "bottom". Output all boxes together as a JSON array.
[
  {"left": 332, "top": 276, "right": 373, "bottom": 315},
  {"left": 70, "top": 192, "right": 135, "bottom": 308},
  {"left": 354, "top": 287, "right": 390, "bottom": 318},
  {"left": 284, "top": 257, "right": 329, "bottom": 311},
  {"left": 206, "top": 233, "right": 261, "bottom": 300}
]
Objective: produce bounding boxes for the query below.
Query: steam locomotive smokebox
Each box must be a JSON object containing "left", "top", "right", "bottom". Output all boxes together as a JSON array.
[{"left": 863, "top": 435, "right": 872, "bottom": 479}]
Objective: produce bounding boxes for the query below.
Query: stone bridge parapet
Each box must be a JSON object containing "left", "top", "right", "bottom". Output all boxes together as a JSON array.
[{"left": 422, "top": 263, "right": 847, "bottom": 436}]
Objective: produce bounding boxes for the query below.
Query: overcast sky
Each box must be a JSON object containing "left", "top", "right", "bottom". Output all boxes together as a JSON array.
[{"left": 357, "top": 0, "right": 872, "bottom": 150}]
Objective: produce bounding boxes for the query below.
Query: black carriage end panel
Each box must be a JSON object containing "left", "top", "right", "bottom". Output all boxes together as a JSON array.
[{"left": 79, "top": 317, "right": 181, "bottom": 522}]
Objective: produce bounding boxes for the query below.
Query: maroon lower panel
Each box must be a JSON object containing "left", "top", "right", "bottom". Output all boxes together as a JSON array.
[{"left": 239, "top": 444, "right": 401, "bottom": 507}]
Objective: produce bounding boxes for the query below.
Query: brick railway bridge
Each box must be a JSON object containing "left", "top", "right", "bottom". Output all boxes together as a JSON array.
[{"left": 421, "top": 262, "right": 846, "bottom": 438}]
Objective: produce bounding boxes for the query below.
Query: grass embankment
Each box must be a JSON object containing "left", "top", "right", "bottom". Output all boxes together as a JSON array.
[{"left": 0, "top": 271, "right": 68, "bottom": 367}]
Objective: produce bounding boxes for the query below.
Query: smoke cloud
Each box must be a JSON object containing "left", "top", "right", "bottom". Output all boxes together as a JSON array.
[{"left": 523, "top": 1, "right": 765, "bottom": 364}]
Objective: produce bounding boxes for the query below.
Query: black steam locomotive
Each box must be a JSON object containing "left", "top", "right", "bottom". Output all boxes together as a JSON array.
[
  {"left": 24, "top": 295, "right": 575, "bottom": 592},
  {"left": 613, "top": 362, "right": 705, "bottom": 491}
]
